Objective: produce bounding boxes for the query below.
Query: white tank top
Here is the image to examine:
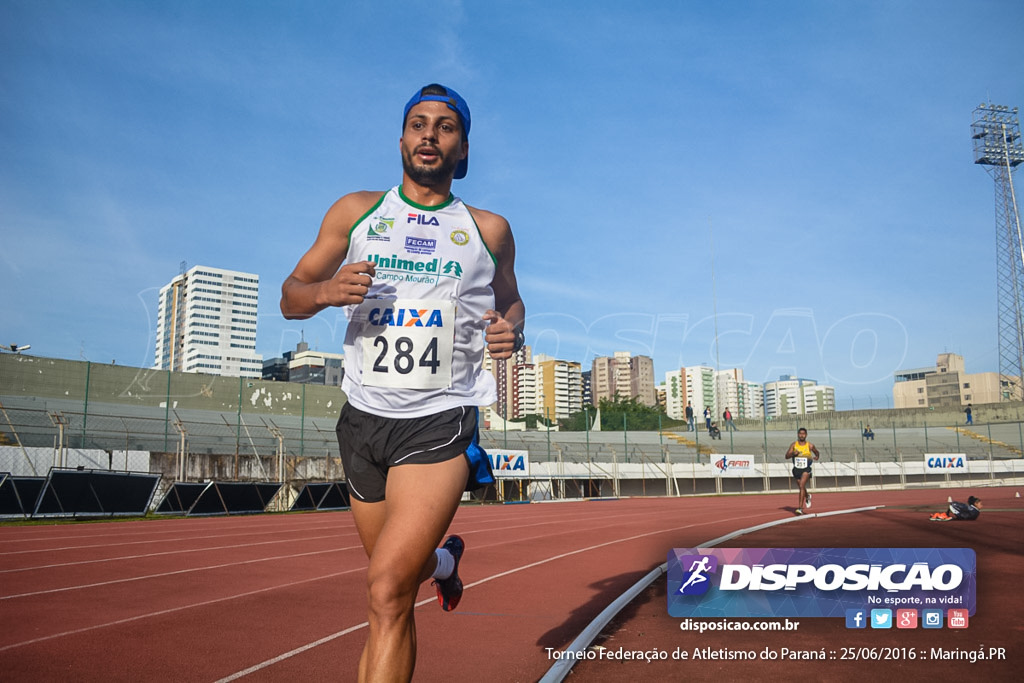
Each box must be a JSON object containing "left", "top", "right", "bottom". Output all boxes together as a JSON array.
[{"left": 341, "top": 186, "right": 498, "bottom": 418}]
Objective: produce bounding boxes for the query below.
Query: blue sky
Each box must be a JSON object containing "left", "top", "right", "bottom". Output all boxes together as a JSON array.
[{"left": 2, "top": 0, "right": 1023, "bottom": 407}]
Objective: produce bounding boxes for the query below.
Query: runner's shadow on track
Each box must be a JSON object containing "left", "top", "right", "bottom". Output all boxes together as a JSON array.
[{"left": 535, "top": 570, "right": 651, "bottom": 650}]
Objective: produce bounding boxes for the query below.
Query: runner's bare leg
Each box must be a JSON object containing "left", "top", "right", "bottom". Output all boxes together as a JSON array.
[{"left": 351, "top": 456, "right": 469, "bottom": 682}]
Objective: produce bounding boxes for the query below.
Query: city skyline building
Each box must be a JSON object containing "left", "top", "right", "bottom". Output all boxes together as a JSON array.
[
  {"left": 664, "top": 365, "right": 715, "bottom": 420},
  {"left": 715, "top": 368, "right": 765, "bottom": 420},
  {"left": 154, "top": 264, "right": 262, "bottom": 378},
  {"left": 263, "top": 340, "right": 344, "bottom": 386},
  {"left": 893, "top": 352, "right": 1017, "bottom": 409},
  {"left": 535, "top": 354, "right": 583, "bottom": 421},
  {"left": 763, "top": 374, "right": 836, "bottom": 417},
  {"left": 591, "top": 352, "right": 657, "bottom": 407}
]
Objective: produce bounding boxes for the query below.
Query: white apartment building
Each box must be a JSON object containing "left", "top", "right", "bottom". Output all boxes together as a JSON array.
[
  {"left": 715, "top": 368, "right": 765, "bottom": 419},
  {"left": 666, "top": 366, "right": 764, "bottom": 421},
  {"left": 763, "top": 375, "right": 835, "bottom": 417},
  {"left": 154, "top": 265, "right": 263, "bottom": 378},
  {"left": 514, "top": 362, "right": 538, "bottom": 418},
  {"left": 664, "top": 366, "right": 715, "bottom": 420}
]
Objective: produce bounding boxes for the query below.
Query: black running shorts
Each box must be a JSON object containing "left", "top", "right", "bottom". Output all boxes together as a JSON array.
[
  {"left": 792, "top": 466, "right": 812, "bottom": 480},
  {"left": 336, "top": 403, "right": 480, "bottom": 503}
]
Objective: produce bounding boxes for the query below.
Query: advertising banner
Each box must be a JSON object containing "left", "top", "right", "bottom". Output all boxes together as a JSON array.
[
  {"left": 924, "top": 454, "right": 968, "bottom": 473},
  {"left": 712, "top": 454, "right": 755, "bottom": 476},
  {"left": 487, "top": 449, "right": 530, "bottom": 477}
]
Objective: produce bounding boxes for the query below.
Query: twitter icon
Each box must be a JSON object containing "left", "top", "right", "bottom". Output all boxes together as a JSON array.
[{"left": 870, "top": 609, "right": 892, "bottom": 629}]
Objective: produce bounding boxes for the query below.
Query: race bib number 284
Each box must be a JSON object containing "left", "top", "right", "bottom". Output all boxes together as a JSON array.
[{"left": 357, "top": 299, "right": 455, "bottom": 389}]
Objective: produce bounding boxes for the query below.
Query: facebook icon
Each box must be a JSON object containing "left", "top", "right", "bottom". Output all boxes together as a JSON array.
[{"left": 845, "top": 609, "right": 866, "bottom": 629}]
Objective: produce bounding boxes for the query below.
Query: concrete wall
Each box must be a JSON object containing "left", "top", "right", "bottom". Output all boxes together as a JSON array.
[
  {"left": 735, "top": 402, "right": 1024, "bottom": 432},
  {"left": 0, "top": 353, "right": 345, "bottom": 418}
]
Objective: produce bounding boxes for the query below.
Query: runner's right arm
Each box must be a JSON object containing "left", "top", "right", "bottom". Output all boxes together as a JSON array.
[{"left": 281, "top": 191, "right": 383, "bottom": 319}]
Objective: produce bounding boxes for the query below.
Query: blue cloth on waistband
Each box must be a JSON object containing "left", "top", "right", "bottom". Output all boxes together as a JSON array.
[{"left": 464, "top": 422, "right": 494, "bottom": 490}]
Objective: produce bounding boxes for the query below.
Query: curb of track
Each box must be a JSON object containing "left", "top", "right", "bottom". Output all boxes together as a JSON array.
[{"left": 538, "top": 504, "right": 883, "bottom": 682}]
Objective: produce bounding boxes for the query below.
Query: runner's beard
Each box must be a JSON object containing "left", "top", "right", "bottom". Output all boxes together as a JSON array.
[{"left": 402, "top": 146, "right": 460, "bottom": 186}]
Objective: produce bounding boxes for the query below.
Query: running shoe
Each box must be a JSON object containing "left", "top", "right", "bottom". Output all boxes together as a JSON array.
[
  {"left": 794, "top": 508, "right": 804, "bottom": 515},
  {"left": 805, "top": 493, "right": 812, "bottom": 509},
  {"left": 433, "top": 535, "right": 464, "bottom": 612}
]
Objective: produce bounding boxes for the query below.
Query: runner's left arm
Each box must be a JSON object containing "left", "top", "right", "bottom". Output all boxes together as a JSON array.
[{"left": 472, "top": 207, "right": 525, "bottom": 360}]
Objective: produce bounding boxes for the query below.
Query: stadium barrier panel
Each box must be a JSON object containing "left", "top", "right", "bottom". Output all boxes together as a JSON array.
[
  {"left": 31, "top": 468, "right": 161, "bottom": 518},
  {"left": 155, "top": 480, "right": 283, "bottom": 516},
  {"left": 289, "top": 482, "right": 350, "bottom": 511}
]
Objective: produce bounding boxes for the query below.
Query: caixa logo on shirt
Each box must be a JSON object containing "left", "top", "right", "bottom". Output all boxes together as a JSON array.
[
  {"left": 667, "top": 548, "right": 976, "bottom": 618},
  {"left": 367, "top": 307, "right": 444, "bottom": 327}
]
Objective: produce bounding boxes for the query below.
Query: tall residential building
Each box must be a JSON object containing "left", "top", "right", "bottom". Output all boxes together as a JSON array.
[
  {"left": 591, "top": 352, "right": 657, "bottom": 407},
  {"left": 715, "top": 368, "right": 765, "bottom": 419},
  {"left": 763, "top": 375, "right": 835, "bottom": 417},
  {"left": 535, "top": 354, "right": 583, "bottom": 420},
  {"left": 486, "top": 345, "right": 532, "bottom": 418},
  {"left": 893, "top": 352, "right": 1017, "bottom": 408},
  {"left": 154, "top": 265, "right": 262, "bottom": 378},
  {"left": 514, "top": 361, "right": 538, "bottom": 418},
  {"left": 664, "top": 366, "right": 715, "bottom": 420}
]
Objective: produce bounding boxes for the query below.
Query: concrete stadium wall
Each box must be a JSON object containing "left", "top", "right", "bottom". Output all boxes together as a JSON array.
[
  {"left": 734, "top": 402, "right": 1024, "bottom": 432},
  {"left": 0, "top": 353, "right": 345, "bottom": 418}
]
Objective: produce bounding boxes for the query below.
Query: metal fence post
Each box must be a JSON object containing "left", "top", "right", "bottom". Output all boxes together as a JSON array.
[{"left": 80, "top": 361, "right": 91, "bottom": 448}]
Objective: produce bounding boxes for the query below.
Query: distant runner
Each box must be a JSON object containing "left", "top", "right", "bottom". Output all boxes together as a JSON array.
[{"left": 784, "top": 427, "right": 819, "bottom": 515}]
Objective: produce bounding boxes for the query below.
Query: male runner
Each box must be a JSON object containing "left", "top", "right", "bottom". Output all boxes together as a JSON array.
[
  {"left": 784, "top": 427, "right": 819, "bottom": 515},
  {"left": 281, "top": 84, "right": 525, "bottom": 682}
]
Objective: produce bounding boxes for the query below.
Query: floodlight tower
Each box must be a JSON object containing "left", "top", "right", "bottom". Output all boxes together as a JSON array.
[{"left": 972, "top": 103, "right": 1024, "bottom": 400}]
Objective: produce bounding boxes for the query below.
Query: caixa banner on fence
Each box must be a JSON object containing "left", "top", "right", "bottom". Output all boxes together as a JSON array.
[
  {"left": 487, "top": 449, "right": 530, "bottom": 477},
  {"left": 667, "top": 547, "right": 976, "bottom": 618},
  {"left": 712, "top": 454, "right": 754, "bottom": 476},
  {"left": 925, "top": 453, "right": 968, "bottom": 472}
]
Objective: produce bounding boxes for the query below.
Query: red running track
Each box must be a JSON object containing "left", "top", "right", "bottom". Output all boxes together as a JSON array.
[{"left": 0, "top": 486, "right": 1020, "bottom": 682}]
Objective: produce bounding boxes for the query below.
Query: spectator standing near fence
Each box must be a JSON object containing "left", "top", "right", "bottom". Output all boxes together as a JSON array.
[
  {"left": 280, "top": 84, "right": 525, "bottom": 682},
  {"left": 965, "top": 403, "right": 973, "bottom": 425},
  {"left": 685, "top": 402, "right": 695, "bottom": 432}
]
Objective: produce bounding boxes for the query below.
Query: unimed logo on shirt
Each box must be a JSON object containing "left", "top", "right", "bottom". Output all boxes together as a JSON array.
[{"left": 667, "top": 548, "right": 975, "bottom": 618}]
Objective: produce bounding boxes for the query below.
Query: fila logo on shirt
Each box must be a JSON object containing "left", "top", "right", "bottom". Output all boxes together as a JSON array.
[{"left": 407, "top": 213, "right": 440, "bottom": 226}]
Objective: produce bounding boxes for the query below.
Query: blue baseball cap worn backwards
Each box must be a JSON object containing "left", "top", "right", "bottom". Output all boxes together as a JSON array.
[{"left": 403, "top": 84, "right": 471, "bottom": 179}]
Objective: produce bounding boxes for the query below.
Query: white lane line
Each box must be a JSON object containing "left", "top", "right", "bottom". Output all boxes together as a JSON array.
[
  {"left": 213, "top": 509, "right": 775, "bottom": 682},
  {"left": 0, "top": 523, "right": 356, "bottom": 556},
  {"left": 0, "top": 545, "right": 362, "bottom": 601},
  {"left": 0, "top": 532, "right": 353, "bottom": 574},
  {"left": 0, "top": 566, "right": 365, "bottom": 653}
]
